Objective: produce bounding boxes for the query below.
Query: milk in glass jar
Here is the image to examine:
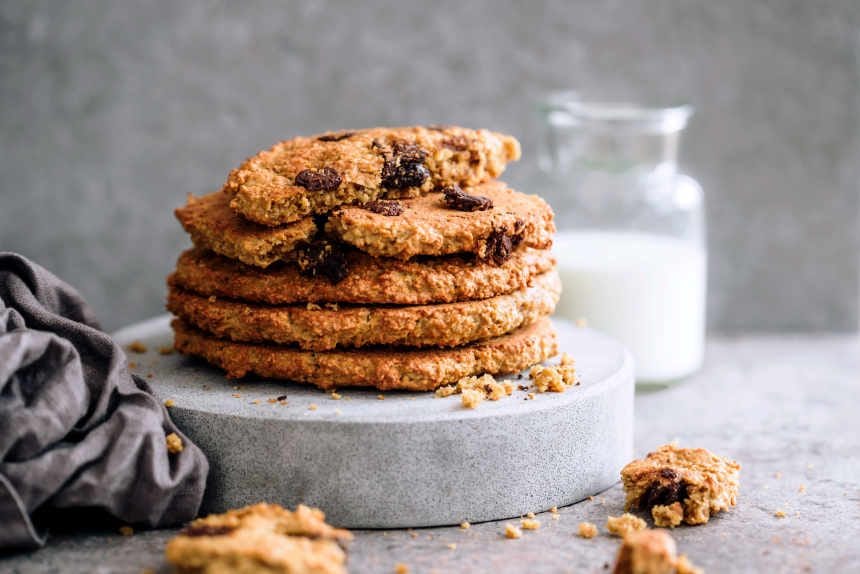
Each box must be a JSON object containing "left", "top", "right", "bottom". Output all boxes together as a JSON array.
[{"left": 537, "top": 93, "right": 706, "bottom": 385}]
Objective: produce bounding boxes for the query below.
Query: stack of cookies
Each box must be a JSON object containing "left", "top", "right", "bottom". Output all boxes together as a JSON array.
[{"left": 167, "top": 126, "right": 560, "bottom": 391}]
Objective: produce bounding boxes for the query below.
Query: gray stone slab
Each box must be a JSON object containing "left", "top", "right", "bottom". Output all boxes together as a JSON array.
[
  {"left": 112, "top": 316, "right": 634, "bottom": 528},
  {"left": 1, "top": 0, "right": 857, "bottom": 333},
  {"left": 3, "top": 334, "right": 857, "bottom": 573}
]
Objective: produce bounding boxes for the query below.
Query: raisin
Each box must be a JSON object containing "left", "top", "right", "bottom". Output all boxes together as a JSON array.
[
  {"left": 317, "top": 131, "right": 354, "bottom": 142},
  {"left": 295, "top": 167, "right": 342, "bottom": 191},
  {"left": 483, "top": 228, "right": 514, "bottom": 265},
  {"left": 660, "top": 468, "right": 679, "bottom": 480},
  {"left": 640, "top": 477, "right": 687, "bottom": 509},
  {"left": 380, "top": 141, "right": 430, "bottom": 189},
  {"left": 364, "top": 200, "right": 403, "bottom": 216},
  {"left": 510, "top": 219, "right": 526, "bottom": 248},
  {"left": 442, "top": 185, "right": 493, "bottom": 211},
  {"left": 296, "top": 240, "right": 350, "bottom": 283},
  {"left": 182, "top": 524, "right": 236, "bottom": 537}
]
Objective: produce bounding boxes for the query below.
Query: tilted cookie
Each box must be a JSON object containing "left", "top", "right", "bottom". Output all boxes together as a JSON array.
[
  {"left": 621, "top": 443, "right": 741, "bottom": 526},
  {"left": 169, "top": 247, "right": 556, "bottom": 306},
  {"left": 165, "top": 503, "right": 352, "bottom": 574},
  {"left": 167, "top": 270, "right": 560, "bottom": 351},
  {"left": 171, "top": 317, "right": 558, "bottom": 391},
  {"left": 325, "top": 181, "right": 554, "bottom": 261},
  {"left": 175, "top": 191, "right": 317, "bottom": 267},
  {"left": 225, "top": 126, "right": 521, "bottom": 225}
]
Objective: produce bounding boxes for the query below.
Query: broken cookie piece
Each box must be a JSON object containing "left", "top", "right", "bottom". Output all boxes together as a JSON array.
[
  {"left": 606, "top": 513, "right": 647, "bottom": 537},
  {"left": 612, "top": 529, "right": 702, "bottom": 574},
  {"left": 436, "top": 373, "right": 516, "bottom": 407},
  {"left": 621, "top": 444, "right": 740, "bottom": 526},
  {"left": 165, "top": 503, "right": 352, "bottom": 574},
  {"left": 529, "top": 353, "right": 578, "bottom": 392}
]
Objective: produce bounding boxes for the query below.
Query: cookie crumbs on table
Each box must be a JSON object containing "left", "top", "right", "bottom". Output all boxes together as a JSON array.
[
  {"left": 308, "top": 403, "right": 318, "bottom": 411},
  {"left": 118, "top": 526, "right": 134, "bottom": 537},
  {"left": 330, "top": 391, "right": 342, "bottom": 400},
  {"left": 165, "top": 433, "right": 184, "bottom": 454},
  {"left": 578, "top": 522, "right": 598, "bottom": 539},
  {"left": 504, "top": 523, "right": 522, "bottom": 539},
  {"left": 606, "top": 513, "right": 647, "bottom": 537},
  {"left": 652, "top": 502, "right": 684, "bottom": 528},
  {"left": 611, "top": 529, "right": 703, "bottom": 574},
  {"left": 127, "top": 340, "right": 147, "bottom": 353},
  {"left": 446, "top": 543, "right": 457, "bottom": 550},
  {"left": 775, "top": 509, "right": 787, "bottom": 518},
  {"left": 395, "top": 564, "right": 410, "bottom": 574},
  {"left": 461, "top": 388, "right": 484, "bottom": 409},
  {"left": 459, "top": 521, "right": 470, "bottom": 530},
  {"left": 521, "top": 517, "right": 540, "bottom": 530},
  {"left": 163, "top": 399, "right": 175, "bottom": 408},
  {"left": 158, "top": 345, "right": 174, "bottom": 355}
]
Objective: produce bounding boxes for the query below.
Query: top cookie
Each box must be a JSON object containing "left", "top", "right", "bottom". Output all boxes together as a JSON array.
[
  {"left": 225, "top": 126, "right": 521, "bottom": 225},
  {"left": 325, "top": 181, "right": 555, "bottom": 261}
]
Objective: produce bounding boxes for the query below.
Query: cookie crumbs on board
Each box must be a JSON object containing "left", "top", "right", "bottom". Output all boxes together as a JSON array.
[
  {"left": 774, "top": 509, "right": 787, "bottom": 518},
  {"left": 330, "top": 391, "right": 342, "bottom": 400},
  {"left": 127, "top": 341, "right": 147, "bottom": 354},
  {"left": 461, "top": 389, "right": 483, "bottom": 409},
  {"left": 606, "top": 513, "right": 647, "bottom": 537},
  {"left": 166, "top": 433, "right": 184, "bottom": 454},
  {"left": 504, "top": 524, "right": 522, "bottom": 539},
  {"left": 459, "top": 521, "right": 471, "bottom": 530},
  {"left": 652, "top": 502, "right": 684, "bottom": 528},
  {"left": 521, "top": 518, "right": 540, "bottom": 530},
  {"left": 158, "top": 346, "right": 174, "bottom": 355},
  {"left": 394, "top": 564, "right": 410, "bottom": 574},
  {"left": 164, "top": 399, "right": 176, "bottom": 408},
  {"left": 119, "top": 526, "right": 134, "bottom": 537},
  {"left": 578, "top": 522, "right": 598, "bottom": 539},
  {"left": 446, "top": 543, "right": 457, "bottom": 550},
  {"left": 436, "top": 373, "right": 513, "bottom": 408},
  {"left": 377, "top": 394, "right": 385, "bottom": 400},
  {"left": 308, "top": 403, "right": 318, "bottom": 411}
]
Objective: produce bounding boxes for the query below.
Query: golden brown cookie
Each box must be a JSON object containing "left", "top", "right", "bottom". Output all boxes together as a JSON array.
[
  {"left": 325, "top": 181, "right": 554, "bottom": 261},
  {"left": 225, "top": 126, "right": 521, "bottom": 225},
  {"left": 170, "top": 247, "right": 556, "bottom": 306},
  {"left": 612, "top": 530, "right": 702, "bottom": 574},
  {"left": 621, "top": 443, "right": 741, "bottom": 526},
  {"left": 165, "top": 503, "right": 352, "bottom": 574},
  {"left": 175, "top": 191, "right": 317, "bottom": 267},
  {"left": 171, "top": 317, "right": 558, "bottom": 391},
  {"left": 167, "top": 270, "right": 559, "bottom": 351}
]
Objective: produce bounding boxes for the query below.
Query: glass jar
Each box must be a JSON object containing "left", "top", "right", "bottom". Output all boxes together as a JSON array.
[{"left": 536, "top": 92, "right": 706, "bottom": 386}]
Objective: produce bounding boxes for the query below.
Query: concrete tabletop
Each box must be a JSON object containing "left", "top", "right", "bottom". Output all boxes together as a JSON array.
[{"left": 2, "top": 334, "right": 858, "bottom": 573}]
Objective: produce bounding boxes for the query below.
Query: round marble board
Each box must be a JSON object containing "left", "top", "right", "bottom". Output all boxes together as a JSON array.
[{"left": 114, "top": 315, "right": 633, "bottom": 528}]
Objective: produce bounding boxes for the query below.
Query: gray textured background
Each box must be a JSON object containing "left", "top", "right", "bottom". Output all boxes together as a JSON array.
[{"left": 0, "top": 0, "right": 857, "bottom": 332}]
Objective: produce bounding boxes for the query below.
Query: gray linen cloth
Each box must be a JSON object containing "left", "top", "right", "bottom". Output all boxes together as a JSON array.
[{"left": 0, "top": 252, "right": 208, "bottom": 550}]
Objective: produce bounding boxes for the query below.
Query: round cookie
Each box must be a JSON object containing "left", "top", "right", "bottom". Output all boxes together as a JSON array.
[
  {"left": 325, "top": 181, "right": 555, "bottom": 261},
  {"left": 174, "top": 191, "right": 317, "bottom": 268},
  {"left": 170, "top": 247, "right": 556, "bottom": 305},
  {"left": 226, "top": 126, "right": 521, "bottom": 225},
  {"left": 171, "top": 317, "right": 559, "bottom": 391},
  {"left": 167, "top": 270, "right": 560, "bottom": 351}
]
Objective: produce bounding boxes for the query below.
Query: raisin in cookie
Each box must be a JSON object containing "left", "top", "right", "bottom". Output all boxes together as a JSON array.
[
  {"left": 175, "top": 191, "right": 317, "bottom": 268},
  {"left": 225, "top": 126, "right": 521, "bottom": 225},
  {"left": 170, "top": 247, "right": 555, "bottom": 306},
  {"left": 165, "top": 503, "right": 352, "bottom": 574},
  {"left": 171, "top": 317, "right": 558, "bottom": 391},
  {"left": 325, "top": 181, "right": 554, "bottom": 261},
  {"left": 621, "top": 444, "right": 740, "bottom": 526},
  {"left": 168, "top": 270, "right": 559, "bottom": 351}
]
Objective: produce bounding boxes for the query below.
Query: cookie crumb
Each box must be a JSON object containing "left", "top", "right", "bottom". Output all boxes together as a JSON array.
[
  {"left": 606, "top": 513, "right": 647, "bottom": 537},
  {"left": 408, "top": 529, "right": 418, "bottom": 539},
  {"left": 525, "top": 511, "right": 535, "bottom": 519},
  {"left": 504, "top": 523, "right": 522, "bottom": 539},
  {"left": 330, "top": 392, "right": 342, "bottom": 400},
  {"left": 529, "top": 356, "right": 579, "bottom": 392},
  {"left": 774, "top": 471, "right": 783, "bottom": 479},
  {"left": 377, "top": 394, "right": 385, "bottom": 400},
  {"left": 127, "top": 341, "right": 147, "bottom": 354},
  {"left": 394, "top": 564, "right": 410, "bottom": 574},
  {"left": 446, "top": 543, "right": 457, "bottom": 550},
  {"left": 612, "top": 530, "right": 702, "bottom": 574},
  {"left": 231, "top": 393, "right": 241, "bottom": 398},
  {"left": 652, "top": 502, "right": 684, "bottom": 528},
  {"left": 166, "top": 433, "right": 183, "bottom": 454},
  {"left": 128, "top": 361, "right": 137, "bottom": 369},
  {"left": 461, "top": 388, "right": 484, "bottom": 409},
  {"left": 334, "top": 409, "right": 342, "bottom": 416},
  {"left": 520, "top": 518, "right": 540, "bottom": 530},
  {"left": 119, "top": 525, "right": 134, "bottom": 537},
  {"left": 526, "top": 392, "right": 535, "bottom": 400},
  {"left": 308, "top": 403, "right": 318, "bottom": 411},
  {"left": 577, "top": 522, "right": 598, "bottom": 539},
  {"left": 774, "top": 509, "right": 787, "bottom": 518},
  {"left": 306, "top": 302, "right": 321, "bottom": 310},
  {"left": 550, "top": 506, "right": 558, "bottom": 513},
  {"left": 436, "top": 374, "right": 512, "bottom": 407},
  {"left": 459, "top": 521, "right": 471, "bottom": 530},
  {"left": 798, "top": 484, "right": 806, "bottom": 494},
  {"left": 324, "top": 302, "right": 339, "bottom": 311},
  {"left": 164, "top": 399, "right": 176, "bottom": 408},
  {"left": 158, "top": 346, "right": 174, "bottom": 355},
  {"left": 267, "top": 398, "right": 277, "bottom": 404},
  {"left": 575, "top": 318, "right": 588, "bottom": 327}
]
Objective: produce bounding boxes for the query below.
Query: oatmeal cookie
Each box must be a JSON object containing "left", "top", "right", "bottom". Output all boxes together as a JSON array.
[
  {"left": 225, "top": 126, "right": 521, "bottom": 225},
  {"left": 612, "top": 529, "right": 702, "bottom": 574},
  {"left": 621, "top": 444, "right": 740, "bottom": 526},
  {"left": 171, "top": 317, "right": 558, "bottom": 391},
  {"left": 167, "top": 270, "right": 559, "bottom": 351},
  {"left": 165, "top": 503, "right": 352, "bottom": 574},
  {"left": 170, "top": 247, "right": 555, "bottom": 306},
  {"left": 175, "top": 191, "right": 317, "bottom": 268},
  {"left": 325, "top": 181, "right": 554, "bottom": 261}
]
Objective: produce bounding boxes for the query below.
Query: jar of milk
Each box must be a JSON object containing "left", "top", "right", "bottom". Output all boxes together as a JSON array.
[{"left": 537, "top": 92, "right": 706, "bottom": 385}]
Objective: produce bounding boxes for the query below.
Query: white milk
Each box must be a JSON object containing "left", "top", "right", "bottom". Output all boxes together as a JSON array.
[{"left": 553, "top": 231, "right": 706, "bottom": 383}]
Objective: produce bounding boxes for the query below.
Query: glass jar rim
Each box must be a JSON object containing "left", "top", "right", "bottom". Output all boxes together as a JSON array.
[{"left": 539, "top": 91, "right": 694, "bottom": 134}]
